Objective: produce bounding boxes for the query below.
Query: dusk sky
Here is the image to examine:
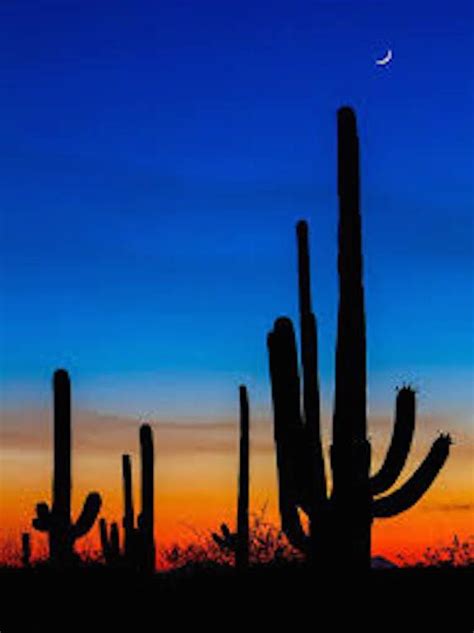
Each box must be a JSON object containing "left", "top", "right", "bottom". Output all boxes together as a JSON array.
[{"left": 0, "top": 1, "right": 473, "bottom": 561}]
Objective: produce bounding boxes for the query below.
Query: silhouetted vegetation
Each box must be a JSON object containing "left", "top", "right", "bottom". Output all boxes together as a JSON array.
[
  {"left": 5, "top": 107, "right": 466, "bottom": 633},
  {"left": 397, "top": 535, "right": 474, "bottom": 568},
  {"left": 31, "top": 370, "right": 102, "bottom": 568},
  {"left": 164, "top": 510, "right": 299, "bottom": 570},
  {"left": 100, "top": 424, "right": 156, "bottom": 572},
  {"left": 212, "top": 385, "right": 250, "bottom": 570},
  {"left": 267, "top": 107, "right": 451, "bottom": 571}
]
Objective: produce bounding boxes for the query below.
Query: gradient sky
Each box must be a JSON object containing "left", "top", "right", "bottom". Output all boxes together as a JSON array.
[{"left": 0, "top": 1, "right": 473, "bottom": 562}]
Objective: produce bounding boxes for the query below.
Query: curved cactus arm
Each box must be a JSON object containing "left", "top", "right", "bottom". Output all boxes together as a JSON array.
[
  {"left": 371, "top": 387, "right": 416, "bottom": 495},
  {"left": 71, "top": 492, "right": 102, "bottom": 539},
  {"left": 372, "top": 434, "right": 451, "bottom": 518},
  {"left": 32, "top": 502, "right": 52, "bottom": 532},
  {"left": 220, "top": 523, "right": 232, "bottom": 540}
]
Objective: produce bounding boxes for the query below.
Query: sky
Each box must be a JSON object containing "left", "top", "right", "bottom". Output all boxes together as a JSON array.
[{"left": 0, "top": 0, "right": 473, "bottom": 562}]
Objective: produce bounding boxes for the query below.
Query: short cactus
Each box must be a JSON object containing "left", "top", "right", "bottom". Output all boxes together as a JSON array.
[
  {"left": 212, "top": 386, "right": 250, "bottom": 570},
  {"left": 32, "top": 370, "right": 102, "bottom": 567},
  {"left": 100, "top": 424, "right": 155, "bottom": 572}
]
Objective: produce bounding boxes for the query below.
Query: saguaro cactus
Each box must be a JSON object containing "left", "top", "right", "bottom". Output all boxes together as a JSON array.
[
  {"left": 99, "top": 519, "right": 120, "bottom": 566},
  {"left": 212, "top": 385, "right": 250, "bottom": 570},
  {"left": 267, "top": 107, "right": 451, "bottom": 570},
  {"left": 138, "top": 424, "right": 155, "bottom": 572},
  {"left": 100, "top": 424, "right": 155, "bottom": 572},
  {"left": 32, "top": 370, "right": 102, "bottom": 567}
]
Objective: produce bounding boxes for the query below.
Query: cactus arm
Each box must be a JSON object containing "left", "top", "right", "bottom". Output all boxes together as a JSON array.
[
  {"left": 371, "top": 387, "right": 416, "bottom": 495},
  {"left": 297, "top": 220, "right": 328, "bottom": 510},
  {"left": 268, "top": 323, "right": 310, "bottom": 552},
  {"left": 268, "top": 322, "right": 312, "bottom": 511},
  {"left": 211, "top": 534, "right": 226, "bottom": 548},
  {"left": 71, "top": 492, "right": 102, "bottom": 539},
  {"left": 212, "top": 523, "right": 237, "bottom": 550},
  {"left": 32, "top": 502, "right": 52, "bottom": 532},
  {"left": 121, "top": 454, "right": 135, "bottom": 562},
  {"left": 110, "top": 522, "right": 120, "bottom": 557},
  {"left": 372, "top": 434, "right": 452, "bottom": 518},
  {"left": 122, "top": 454, "right": 134, "bottom": 530}
]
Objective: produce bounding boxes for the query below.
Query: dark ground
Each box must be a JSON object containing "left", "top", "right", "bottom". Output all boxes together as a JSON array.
[{"left": 1, "top": 564, "right": 472, "bottom": 631}]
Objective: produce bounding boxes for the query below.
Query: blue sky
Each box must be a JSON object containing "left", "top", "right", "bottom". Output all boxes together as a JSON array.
[{"left": 1, "top": 0, "right": 472, "bottom": 421}]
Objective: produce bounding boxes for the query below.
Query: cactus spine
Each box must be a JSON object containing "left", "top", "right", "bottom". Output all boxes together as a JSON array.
[
  {"left": 100, "top": 424, "right": 155, "bottom": 572},
  {"left": 268, "top": 107, "right": 451, "bottom": 571},
  {"left": 212, "top": 385, "right": 250, "bottom": 570},
  {"left": 32, "top": 369, "right": 102, "bottom": 567}
]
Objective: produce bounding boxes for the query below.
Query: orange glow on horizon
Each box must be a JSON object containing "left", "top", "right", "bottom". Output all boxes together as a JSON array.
[{"left": 1, "top": 406, "right": 473, "bottom": 567}]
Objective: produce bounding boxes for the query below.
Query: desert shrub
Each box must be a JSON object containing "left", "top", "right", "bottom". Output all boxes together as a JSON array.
[
  {"left": 397, "top": 535, "right": 474, "bottom": 568},
  {"left": 160, "top": 509, "right": 300, "bottom": 570}
]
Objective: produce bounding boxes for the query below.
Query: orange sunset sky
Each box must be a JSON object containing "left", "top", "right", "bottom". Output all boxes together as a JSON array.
[
  {"left": 1, "top": 0, "right": 473, "bottom": 569},
  {"left": 1, "top": 389, "right": 473, "bottom": 566}
]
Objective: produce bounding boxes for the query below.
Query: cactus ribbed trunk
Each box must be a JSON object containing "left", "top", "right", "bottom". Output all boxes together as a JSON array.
[
  {"left": 236, "top": 385, "right": 249, "bottom": 570},
  {"left": 331, "top": 106, "right": 371, "bottom": 570}
]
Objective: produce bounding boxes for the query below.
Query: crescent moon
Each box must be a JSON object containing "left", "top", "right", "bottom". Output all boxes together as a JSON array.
[{"left": 375, "top": 49, "right": 393, "bottom": 66}]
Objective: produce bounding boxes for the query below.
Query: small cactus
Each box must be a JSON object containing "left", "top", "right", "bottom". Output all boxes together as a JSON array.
[
  {"left": 99, "top": 519, "right": 121, "bottom": 566},
  {"left": 32, "top": 370, "right": 102, "bottom": 567},
  {"left": 212, "top": 386, "right": 250, "bottom": 570},
  {"left": 100, "top": 424, "right": 155, "bottom": 572}
]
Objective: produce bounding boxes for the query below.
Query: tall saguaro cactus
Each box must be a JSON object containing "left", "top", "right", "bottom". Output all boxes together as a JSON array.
[
  {"left": 267, "top": 107, "right": 451, "bottom": 570},
  {"left": 212, "top": 385, "right": 250, "bottom": 570},
  {"left": 32, "top": 370, "right": 102, "bottom": 567},
  {"left": 100, "top": 424, "right": 155, "bottom": 572}
]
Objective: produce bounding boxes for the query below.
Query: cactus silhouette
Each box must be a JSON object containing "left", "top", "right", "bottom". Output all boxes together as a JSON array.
[
  {"left": 212, "top": 385, "right": 250, "bottom": 570},
  {"left": 267, "top": 107, "right": 451, "bottom": 570},
  {"left": 21, "top": 532, "right": 31, "bottom": 568},
  {"left": 100, "top": 424, "right": 155, "bottom": 572},
  {"left": 99, "top": 519, "right": 121, "bottom": 566},
  {"left": 32, "top": 369, "right": 102, "bottom": 567}
]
